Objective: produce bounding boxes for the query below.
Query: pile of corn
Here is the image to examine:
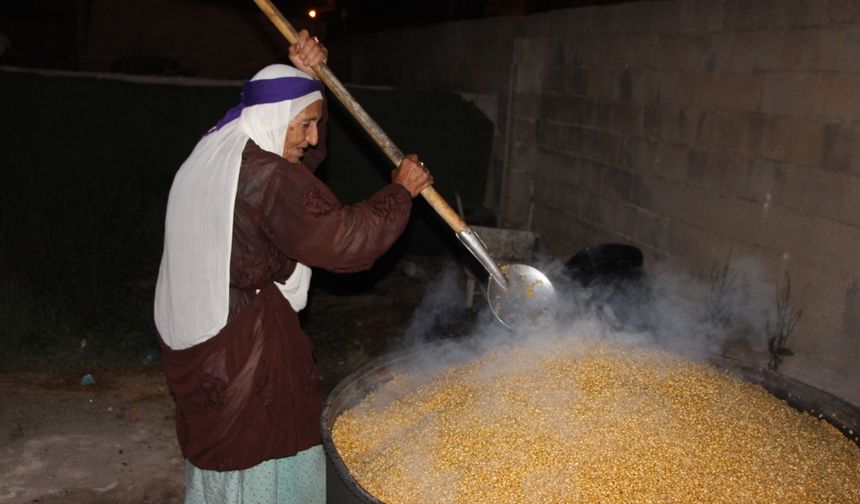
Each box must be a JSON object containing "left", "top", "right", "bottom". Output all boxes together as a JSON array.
[{"left": 332, "top": 337, "right": 860, "bottom": 503}]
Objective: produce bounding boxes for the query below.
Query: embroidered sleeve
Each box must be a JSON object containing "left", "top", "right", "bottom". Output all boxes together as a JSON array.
[
  {"left": 302, "top": 188, "right": 336, "bottom": 217},
  {"left": 371, "top": 191, "right": 410, "bottom": 222},
  {"left": 259, "top": 162, "right": 413, "bottom": 273}
]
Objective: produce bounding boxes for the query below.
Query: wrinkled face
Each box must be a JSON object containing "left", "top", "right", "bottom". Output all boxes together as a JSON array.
[{"left": 282, "top": 100, "right": 323, "bottom": 163}]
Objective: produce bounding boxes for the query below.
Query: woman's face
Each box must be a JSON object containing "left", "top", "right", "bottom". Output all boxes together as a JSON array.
[{"left": 282, "top": 100, "right": 323, "bottom": 163}]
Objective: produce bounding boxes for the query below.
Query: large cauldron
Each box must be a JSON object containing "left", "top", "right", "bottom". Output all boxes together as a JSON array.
[{"left": 320, "top": 342, "right": 860, "bottom": 504}]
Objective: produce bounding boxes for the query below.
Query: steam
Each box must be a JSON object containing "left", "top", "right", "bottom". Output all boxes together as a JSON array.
[
  {"left": 644, "top": 257, "right": 775, "bottom": 359},
  {"left": 397, "top": 254, "right": 777, "bottom": 367}
]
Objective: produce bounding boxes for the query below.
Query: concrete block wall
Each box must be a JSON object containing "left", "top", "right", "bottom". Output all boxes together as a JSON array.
[{"left": 328, "top": 0, "right": 860, "bottom": 405}]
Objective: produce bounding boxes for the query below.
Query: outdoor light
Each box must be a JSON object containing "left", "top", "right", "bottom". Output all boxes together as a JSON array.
[{"left": 308, "top": 8, "right": 317, "bottom": 18}]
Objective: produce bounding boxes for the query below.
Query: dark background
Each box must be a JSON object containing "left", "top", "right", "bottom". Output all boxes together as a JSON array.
[
  {"left": 0, "top": 68, "right": 492, "bottom": 368},
  {"left": 0, "top": 0, "right": 646, "bottom": 75}
]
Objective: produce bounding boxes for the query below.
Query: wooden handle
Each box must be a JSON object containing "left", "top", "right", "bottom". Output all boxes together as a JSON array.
[
  {"left": 420, "top": 186, "right": 467, "bottom": 232},
  {"left": 253, "top": 0, "right": 467, "bottom": 233}
]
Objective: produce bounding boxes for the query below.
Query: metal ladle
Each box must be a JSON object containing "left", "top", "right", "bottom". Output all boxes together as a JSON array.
[{"left": 254, "top": 0, "right": 557, "bottom": 330}]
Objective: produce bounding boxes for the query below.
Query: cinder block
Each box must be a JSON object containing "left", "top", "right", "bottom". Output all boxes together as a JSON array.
[
  {"left": 633, "top": 206, "right": 671, "bottom": 251},
  {"left": 610, "top": 102, "right": 642, "bottom": 133},
  {"left": 513, "top": 92, "right": 540, "bottom": 118},
  {"left": 491, "top": 134, "right": 508, "bottom": 160},
  {"left": 702, "top": 111, "right": 750, "bottom": 154},
  {"left": 817, "top": 75, "right": 860, "bottom": 120},
  {"left": 515, "top": 62, "right": 544, "bottom": 93},
  {"left": 630, "top": 68, "right": 670, "bottom": 104},
  {"left": 538, "top": 95, "right": 583, "bottom": 123},
  {"left": 738, "top": 113, "right": 767, "bottom": 156},
  {"left": 567, "top": 155, "right": 606, "bottom": 191},
  {"left": 600, "top": 164, "right": 633, "bottom": 201},
  {"left": 566, "top": 8, "right": 597, "bottom": 36},
  {"left": 586, "top": 128, "right": 623, "bottom": 165},
  {"left": 821, "top": 120, "right": 854, "bottom": 173},
  {"left": 553, "top": 216, "right": 603, "bottom": 254},
  {"left": 689, "top": 150, "right": 733, "bottom": 194},
  {"left": 514, "top": 37, "right": 550, "bottom": 62},
  {"left": 642, "top": 105, "right": 663, "bottom": 140},
  {"left": 534, "top": 172, "right": 582, "bottom": 216},
  {"left": 600, "top": 5, "right": 636, "bottom": 35},
  {"left": 724, "top": 0, "right": 772, "bottom": 31},
  {"left": 780, "top": 28, "right": 845, "bottom": 72},
  {"left": 631, "top": 171, "right": 655, "bottom": 208},
  {"left": 688, "top": 108, "right": 717, "bottom": 148},
  {"left": 623, "top": 34, "right": 658, "bottom": 68},
  {"left": 595, "top": 195, "right": 639, "bottom": 235},
  {"left": 664, "top": 219, "right": 736, "bottom": 269},
  {"left": 686, "top": 149, "right": 708, "bottom": 185},
  {"left": 712, "top": 73, "right": 762, "bottom": 112},
  {"left": 646, "top": 104, "right": 700, "bottom": 146},
  {"left": 619, "top": 68, "right": 633, "bottom": 102},
  {"left": 678, "top": 0, "right": 726, "bottom": 34},
  {"left": 689, "top": 34, "right": 721, "bottom": 72},
  {"left": 619, "top": 135, "right": 656, "bottom": 171},
  {"left": 606, "top": 36, "right": 633, "bottom": 68},
  {"left": 587, "top": 68, "right": 619, "bottom": 101},
  {"left": 586, "top": 100, "right": 614, "bottom": 129},
  {"left": 675, "top": 107, "right": 709, "bottom": 147},
  {"left": 698, "top": 192, "right": 768, "bottom": 244},
  {"left": 839, "top": 25, "right": 860, "bottom": 73},
  {"left": 671, "top": 71, "right": 719, "bottom": 108},
  {"left": 757, "top": 155, "right": 860, "bottom": 227},
  {"left": 656, "top": 34, "right": 696, "bottom": 70},
  {"left": 708, "top": 33, "right": 735, "bottom": 72},
  {"left": 613, "top": 1, "right": 652, "bottom": 35},
  {"left": 776, "top": 0, "right": 830, "bottom": 28},
  {"left": 564, "top": 124, "right": 588, "bottom": 154},
  {"left": 535, "top": 148, "right": 575, "bottom": 185},
  {"left": 542, "top": 65, "right": 565, "bottom": 94},
  {"left": 508, "top": 143, "right": 537, "bottom": 175},
  {"left": 762, "top": 115, "right": 826, "bottom": 166},
  {"left": 565, "top": 67, "right": 589, "bottom": 96},
  {"left": 535, "top": 148, "right": 600, "bottom": 191},
  {"left": 581, "top": 35, "right": 613, "bottom": 66},
  {"left": 761, "top": 73, "right": 821, "bottom": 117},
  {"left": 562, "top": 38, "right": 587, "bottom": 67},
  {"left": 759, "top": 207, "right": 824, "bottom": 265},
  {"left": 499, "top": 196, "right": 534, "bottom": 229},
  {"left": 727, "top": 31, "right": 786, "bottom": 72},
  {"left": 724, "top": 157, "right": 767, "bottom": 202},
  {"left": 827, "top": 0, "right": 860, "bottom": 23},
  {"left": 631, "top": 172, "right": 696, "bottom": 222},
  {"left": 514, "top": 117, "right": 537, "bottom": 143},
  {"left": 653, "top": 141, "right": 690, "bottom": 182},
  {"left": 726, "top": 157, "right": 793, "bottom": 206},
  {"left": 580, "top": 191, "right": 604, "bottom": 226},
  {"left": 756, "top": 204, "right": 860, "bottom": 272},
  {"left": 781, "top": 350, "right": 860, "bottom": 408},
  {"left": 656, "top": 71, "right": 680, "bottom": 106}
]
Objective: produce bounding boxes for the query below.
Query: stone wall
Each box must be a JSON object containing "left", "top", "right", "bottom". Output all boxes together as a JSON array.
[{"left": 328, "top": 0, "right": 860, "bottom": 405}]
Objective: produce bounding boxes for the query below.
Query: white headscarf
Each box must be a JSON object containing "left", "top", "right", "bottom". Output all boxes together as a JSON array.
[{"left": 155, "top": 64, "right": 323, "bottom": 350}]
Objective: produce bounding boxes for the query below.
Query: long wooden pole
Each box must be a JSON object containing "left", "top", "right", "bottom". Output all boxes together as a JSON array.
[{"left": 252, "top": 0, "right": 467, "bottom": 233}]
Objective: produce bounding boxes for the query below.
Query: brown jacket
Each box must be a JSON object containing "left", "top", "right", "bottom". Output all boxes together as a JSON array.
[{"left": 159, "top": 115, "right": 412, "bottom": 471}]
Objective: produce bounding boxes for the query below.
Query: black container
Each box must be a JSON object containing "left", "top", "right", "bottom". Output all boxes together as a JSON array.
[
  {"left": 561, "top": 243, "right": 653, "bottom": 330},
  {"left": 321, "top": 343, "right": 860, "bottom": 504},
  {"left": 564, "top": 243, "right": 644, "bottom": 286}
]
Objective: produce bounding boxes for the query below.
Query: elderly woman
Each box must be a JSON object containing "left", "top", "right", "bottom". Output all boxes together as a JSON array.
[{"left": 154, "top": 32, "right": 432, "bottom": 503}]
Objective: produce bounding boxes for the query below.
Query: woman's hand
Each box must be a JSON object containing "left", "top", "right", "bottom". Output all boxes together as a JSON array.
[
  {"left": 393, "top": 154, "right": 434, "bottom": 198},
  {"left": 288, "top": 29, "right": 328, "bottom": 79}
]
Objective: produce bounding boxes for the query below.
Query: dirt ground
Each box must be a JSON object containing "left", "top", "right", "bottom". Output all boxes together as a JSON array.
[{"left": 0, "top": 255, "right": 472, "bottom": 504}]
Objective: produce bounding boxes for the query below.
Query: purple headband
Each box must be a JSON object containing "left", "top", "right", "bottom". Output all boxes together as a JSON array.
[{"left": 209, "top": 76, "right": 324, "bottom": 133}]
